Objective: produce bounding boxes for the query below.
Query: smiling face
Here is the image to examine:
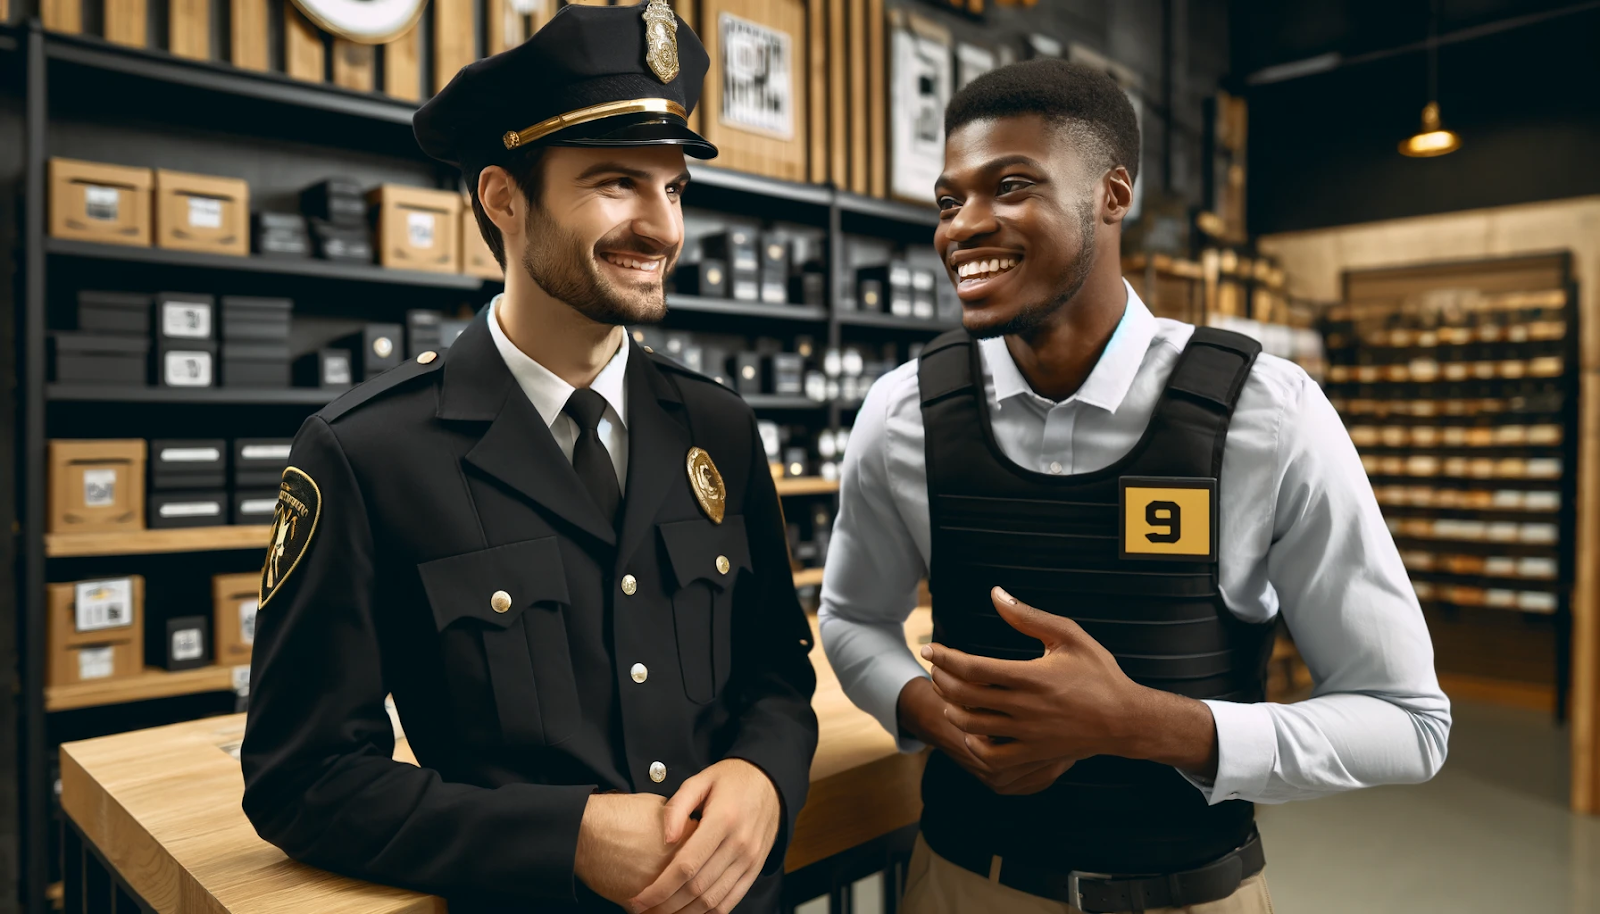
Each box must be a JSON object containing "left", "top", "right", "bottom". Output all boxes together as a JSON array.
[
  {"left": 934, "top": 114, "right": 1109, "bottom": 339},
  {"left": 518, "top": 145, "right": 690, "bottom": 326}
]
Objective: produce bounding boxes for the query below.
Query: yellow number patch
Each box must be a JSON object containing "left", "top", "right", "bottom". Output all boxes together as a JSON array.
[{"left": 1120, "top": 477, "right": 1216, "bottom": 561}]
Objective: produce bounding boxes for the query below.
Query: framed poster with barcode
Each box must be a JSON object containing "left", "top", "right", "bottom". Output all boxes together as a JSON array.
[{"left": 718, "top": 12, "right": 795, "bottom": 141}]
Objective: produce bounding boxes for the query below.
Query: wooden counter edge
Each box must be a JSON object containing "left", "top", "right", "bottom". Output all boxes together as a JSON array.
[{"left": 785, "top": 748, "right": 926, "bottom": 872}]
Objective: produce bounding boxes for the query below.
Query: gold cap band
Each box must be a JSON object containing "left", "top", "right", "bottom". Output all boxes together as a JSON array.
[{"left": 502, "top": 98, "right": 689, "bottom": 150}]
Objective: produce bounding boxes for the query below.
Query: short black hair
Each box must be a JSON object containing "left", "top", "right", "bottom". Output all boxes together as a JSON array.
[
  {"left": 469, "top": 147, "right": 547, "bottom": 269},
  {"left": 945, "top": 59, "right": 1140, "bottom": 184}
]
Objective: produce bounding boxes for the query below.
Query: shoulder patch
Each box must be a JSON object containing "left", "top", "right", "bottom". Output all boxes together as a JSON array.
[
  {"left": 259, "top": 467, "right": 321, "bottom": 608},
  {"left": 318, "top": 357, "right": 444, "bottom": 423}
]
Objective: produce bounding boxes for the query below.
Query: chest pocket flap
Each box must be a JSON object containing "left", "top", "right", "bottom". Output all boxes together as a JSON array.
[
  {"left": 658, "top": 516, "right": 752, "bottom": 591},
  {"left": 658, "top": 516, "right": 751, "bottom": 704},
  {"left": 418, "top": 536, "right": 569, "bottom": 630}
]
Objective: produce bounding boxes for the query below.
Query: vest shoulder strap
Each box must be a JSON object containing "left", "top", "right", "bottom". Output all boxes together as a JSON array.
[
  {"left": 1165, "top": 327, "right": 1261, "bottom": 411},
  {"left": 918, "top": 329, "right": 976, "bottom": 406}
]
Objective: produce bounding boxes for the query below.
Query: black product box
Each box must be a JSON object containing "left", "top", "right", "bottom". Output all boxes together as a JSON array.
[
  {"left": 309, "top": 219, "right": 374, "bottom": 263},
  {"left": 856, "top": 264, "right": 911, "bottom": 316},
  {"left": 234, "top": 438, "right": 293, "bottom": 488},
  {"left": 332, "top": 324, "right": 403, "bottom": 380},
  {"left": 675, "top": 260, "right": 728, "bottom": 298},
  {"left": 252, "top": 211, "right": 311, "bottom": 258},
  {"left": 857, "top": 279, "right": 885, "bottom": 313},
  {"left": 294, "top": 349, "right": 354, "bottom": 389},
  {"left": 911, "top": 269, "right": 936, "bottom": 320},
  {"left": 630, "top": 326, "right": 667, "bottom": 352},
  {"left": 733, "top": 352, "right": 764, "bottom": 395},
  {"left": 155, "top": 292, "right": 216, "bottom": 341},
  {"left": 662, "top": 332, "right": 692, "bottom": 362},
  {"left": 300, "top": 179, "right": 367, "bottom": 226},
  {"left": 682, "top": 344, "right": 704, "bottom": 374},
  {"left": 221, "top": 341, "right": 291, "bottom": 388},
  {"left": 789, "top": 272, "right": 826, "bottom": 307},
  {"left": 77, "top": 291, "right": 151, "bottom": 335},
  {"left": 148, "top": 490, "right": 227, "bottom": 528},
  {"left": 406, "top": 309, "right": 445, "bottom": 357},
  {"left": 439, "top": 319, "right": 470, "bottom": 350},
  {"left": 765, "top": 353, "right": 805, "bottom": 396},
  {"left": 220, "top": 297, "right": 292, "bottom": 341},
  {"left": 48, "top": 333, "right": 150, "bottom": 384},
  {"left": 761, "top": 270, "right": 787, "bottom": 305},
  {"left": 154, "top": 338, "right": 218, "bottom": 388},
  {"left": 782, "top": 447, "right": 810, "bottom": 478},
  {"left": 232, "top": 488, "right": 280, "bottom": 525},
  {"left": 150, "top": 439, "right": 227, "bottom": 490},
  {"left": 759, "top": 233, "right": 789, "bottom": 274},
  {"left": 154, "top": 615, "right": 211, "bottom": 671},
  {"left": 730, "top": 273, "right": 760, "bottom": 302},
  {"left": 700, "top": 346, "right": 730, "bottom": 386},
  {"left": 701, "top": 229, "right": 759, "bottom": 274}
]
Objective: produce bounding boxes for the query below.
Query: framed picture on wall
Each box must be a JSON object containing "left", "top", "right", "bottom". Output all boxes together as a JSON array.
[
  {"left": 718, "top": 12, "right": 796, "bottom": 141},
  {"left": 890, "top": 11, "right": 953, "bottom": 204},
  {"left": 955, "top": 42, "right": 997, "bottom": 91}
]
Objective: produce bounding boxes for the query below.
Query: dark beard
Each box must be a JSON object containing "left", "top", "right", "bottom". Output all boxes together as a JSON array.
[
  {"left": 519, "top": 205, "right": 674, "bottom": 326},
  {"left": 970, "top": 196, "right": 1098, "bottom": 340}
]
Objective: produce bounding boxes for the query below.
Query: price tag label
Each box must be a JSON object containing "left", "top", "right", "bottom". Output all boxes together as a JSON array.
[
  {"left": 74, "top": 579, "right": 134, "bottom": 633},
  {"left": 1120, "top": 477, "right": 1217, "bottom": 561},
  {"left": 407, "top": 211, "right": 436, "bottom": 249},
  {"left": 162, "top": 302, "right": 212, "bottom": 339},
  {"left": 240, "top": 600, "right": 258, "bottom": 645},
  {"left": 78, "top": 647, "right": 115, "bottom": 681},
  {"left": 164, "top": 351, "right": 214, "bottom": 387},
  {"left": 82, "top": 468, "right": 117, "bottom": 507},
  {"left": 84, "top": 185, "right": 120, "bottom": 221},
  {"left": 187, "top": 196, "right": 224, "bottom": 229},
  {"left": 171, "top": 627, "right": 204, "bottom": 662}
]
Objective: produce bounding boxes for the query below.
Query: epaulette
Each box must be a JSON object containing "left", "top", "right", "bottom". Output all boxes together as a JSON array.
[{"left": 318, "top": 353, "right": 445, "bottom": 422}]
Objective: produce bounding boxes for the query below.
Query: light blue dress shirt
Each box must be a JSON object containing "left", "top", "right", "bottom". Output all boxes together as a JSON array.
[{"left": 818, "top": 281, "right": 1452, "bottom": 806}]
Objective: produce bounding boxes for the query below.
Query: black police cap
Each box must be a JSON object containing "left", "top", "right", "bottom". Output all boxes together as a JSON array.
[{"left": 414, "top": 0, "right": 716, "bottom": 179}]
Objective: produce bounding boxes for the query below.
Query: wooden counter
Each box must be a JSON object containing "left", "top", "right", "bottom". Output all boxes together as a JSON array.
[{"left": 59, "top": 610, "right": 933, "bottom": 913}]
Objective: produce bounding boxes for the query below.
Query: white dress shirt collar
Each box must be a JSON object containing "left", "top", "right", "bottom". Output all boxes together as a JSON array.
[
  {"left": 981, "top": 279, "right": 1158, "bottom": 414},
  {"left": 487, "top": 293, "right": 630, "bottom": 429}
]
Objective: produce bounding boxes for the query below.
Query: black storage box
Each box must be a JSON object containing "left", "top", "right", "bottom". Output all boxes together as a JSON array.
[
  {"left": 232, "top": 489, "right": 280, "bottom": 525},
  {"left": 782, "top": 447, "right": 810, "bottom": 478},
  {"left": 295, "top": 349, "right": 354, "bottom": 389},
  {"left": 439, "top": 319, "right": 471, "bottom": 350},
  {"left": 733, "top": 352, "right": 764, "bottom": 395},
  {"left": 252, "top": 211, "right": 311, "bottom": 258},
  {"left": 234, "top": 438, "right": 293, "bottom": 488},
  {"left": 154, "top": 615, "right": 211, "bottom": 671},
  {"left": 155, "top": 292, "right": 216, "bottom": 341},
  {"left": 765, "top": 353, "right": 805, "bottom": 396},
  {"left": 789, "top": 271, "right": 825, "bottom": 308},
  {"left": 149, "top": 439, "right": 227, "bottom": 490},
  {"left": 220, "top": 297, "right": 292, "bottom": 341},
  {"left": 759, "top": 234, "right": 789, "bottom": 304},
  {"left": 407, "top": 309, "right": 444, "bottom": 357},
  {"left": 148, "top": 490, "right": 227, "bottom": 528},
  {"left": 332, "top": 324, "right": 403, "bottom": 380},
  {"left": 300, "top": 179, "right": 367, "bottom": 226},
  {"left": 77, "top": 291, "right": 152, "bottom": 335},
  {"left": 675, "top": 260, "right": 728, "bottom": 298},
  {"left": 911, "top": 269, "right": 936, "bottom": 320},
  {"left": 701, "top": 229, "right": 759, "bottom": 273},
  {"left": 153, "top": 338, "right": 217, "bottom": 388},
  {"left": 49, "top": 333, "right": 150, "bottom": 384},
  {"left": 700, "top": 346, "right": 730, "bottom": 387},
  {"left": 309, "top": 219, "right": 374, "bottom": 263},
  {"left": 857, "top": 278, "right": 885, "bottom": 313},
  {"left": 221, "top": 341, "right": 291, "bottom": 387}
]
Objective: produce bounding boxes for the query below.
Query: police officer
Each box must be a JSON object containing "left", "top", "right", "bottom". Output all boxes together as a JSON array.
[
  {"left": 819, "top": 60, "right": 1450, "bottom": 913},
  {"left": 240, "top": 5, "right": 818, "bottom": 913}
]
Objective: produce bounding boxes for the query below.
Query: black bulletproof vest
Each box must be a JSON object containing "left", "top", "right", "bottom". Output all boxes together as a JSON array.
[{"left": 917, "top": 327, "right": 1276, "bottom": 876}]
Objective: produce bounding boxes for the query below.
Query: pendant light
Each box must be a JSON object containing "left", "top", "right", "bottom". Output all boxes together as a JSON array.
[{"left": 1400, "top": 0, "right": 1461, "bottom": 158}]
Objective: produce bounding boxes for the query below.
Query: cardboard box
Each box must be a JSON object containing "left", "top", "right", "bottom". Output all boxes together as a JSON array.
[
  {"left": 368, "top": 185, "right": 461, "bottom": 273},
  {"left": 49, "top": 440, "right": 147, "bottom": 534},
  {"left": 460, "top": 201, "right": 504, "bottom": 279},
  {"left": 49, "top": 158, "right": 153, "bottom": 247},
  {"left": 212, "top": 572, "right": 259, "bottom": 667},
  {"left": 47, "top": 576, "right": 145, "bottom": 688},
  {"left": 155, "top": 169, "right": 250, "bottom": 257}
]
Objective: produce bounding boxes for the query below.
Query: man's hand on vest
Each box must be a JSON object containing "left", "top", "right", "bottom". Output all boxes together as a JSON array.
[
  {"left": 626, "top": 758, "right": 781, "bottom": 914},
  {"left": 923, "top": 587, "right": 1222, "bottom": 781},
  {"left": 895, "top": 677, "right": 1075, "bottom": 795}
]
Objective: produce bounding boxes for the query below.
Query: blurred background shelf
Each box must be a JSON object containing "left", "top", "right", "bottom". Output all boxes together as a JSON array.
[
  {"left": 45, "top": 526, "right": 270, "bottom": 559},
  {"left": 45, "top": 665, "right": 238, "bottom": 713}
]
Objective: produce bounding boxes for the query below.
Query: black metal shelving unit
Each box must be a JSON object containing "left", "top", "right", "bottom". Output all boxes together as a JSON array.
[{"left": 10, "top": 21, "right": 946, "bottom": 914}]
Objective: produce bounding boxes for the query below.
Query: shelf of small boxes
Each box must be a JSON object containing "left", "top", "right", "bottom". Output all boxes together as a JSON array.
[{"left": 1323, "top": 289, "right": 1573, "bottom": 617}]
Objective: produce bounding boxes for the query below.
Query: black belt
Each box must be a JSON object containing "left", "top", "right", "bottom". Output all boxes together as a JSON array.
[{"left": 934, "top": 830, "right": 1265, "bottom": 913}]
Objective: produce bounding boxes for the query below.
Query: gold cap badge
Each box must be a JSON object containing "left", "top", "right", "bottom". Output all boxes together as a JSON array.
[
  {"left": 686, "top": 447, "right": 725, "bottom": 524},
  {"left": 643, "top": 0, "right": 680, "bottom": 84}
]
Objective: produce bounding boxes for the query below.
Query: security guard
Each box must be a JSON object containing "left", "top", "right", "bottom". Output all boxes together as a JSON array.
[
  {"left": 240, "top": 5, "right": 818, "bottom": 913},
  {"left": 819, "top": 60, "right": 1450, "bottom": 913}
]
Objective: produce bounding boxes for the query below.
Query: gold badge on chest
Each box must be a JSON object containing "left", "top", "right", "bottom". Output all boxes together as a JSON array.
[{"left": 686, "top": 447, "right": 726, "bottom": 524}]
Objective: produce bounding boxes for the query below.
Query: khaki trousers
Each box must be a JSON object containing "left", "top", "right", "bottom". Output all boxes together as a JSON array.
[{"left": 900, "top": 835, "right": 1274, "bottom": 914}]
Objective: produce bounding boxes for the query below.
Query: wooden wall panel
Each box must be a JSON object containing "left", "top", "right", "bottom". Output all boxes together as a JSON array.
[
  {"left": 847, "top": 0, "right": 867, "bottom": 194},
  {"left": 41, "top": 0, "right": 82, "bottom": 34},
  {"left": 384, "top": 25, "right": 423, "bottom": 101},
  {"left": 827, "top": 0, "right": 847, "bottom": 188},
  {"left": 169, "top": 0, "right": 212, "bottom": 60},
  {"left": 104, "top": 0, "right": 147, "bottom": 47},
  {"left": 285, "top": 6, "right": 326, "bottom": 83},
  {"left": 433, "top": 0, "right": 479, "bottom": 94},
  {"left": 332, "top": 40, "right": 376, "bottom": 92},
  {"left": 806, "top": 0, "right": 826, "bottom": 184},
  {"left": 672, "top": 0, "right": 700, "bottom": 133},
  {"left": 230, "top": 0, "right": 270, "bottom": 71},
  {"left": 700, "top": 0, "right": 808, "bottom": 182},
  {"left": 866, "top": 0, "right": 885, "bottom": 198},
  {"left": 490, "top": 0, "right": 553, "bottom": 54}
]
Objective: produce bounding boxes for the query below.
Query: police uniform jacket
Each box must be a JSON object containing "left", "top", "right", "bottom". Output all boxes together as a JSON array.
[{"left": 240, "top": 312, "right": 819, "bottom": 911}]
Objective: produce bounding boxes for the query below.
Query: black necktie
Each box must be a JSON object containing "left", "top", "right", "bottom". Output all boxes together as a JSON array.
[{"left": 562, "top": 388, "right": 622, "bottom": 528}]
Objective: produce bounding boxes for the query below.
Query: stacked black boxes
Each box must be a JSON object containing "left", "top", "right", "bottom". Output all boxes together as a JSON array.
[
  {"left": 331, "top": 323, "right": 403, "bottom": 381},
  {"left": 759, "top": 233, "right": 788, "bottom": 305},
  {"left": 220, "top": 297, "right": 291, "bottom": 387},
  {"left": 676, "top": 260, "right": 728, "bottom": 297},
  {"left": 251, "top": 212, "right": 311, "bottom": 258},
  {"left": 153, "top": 292, "right": 217, "bottom": 388},
  {"left": 301, "top": 178, "right": 372, "bottom": 264},
  {"left": 49, "top": 291, "right": 152, "bottom": 384},
  {"left": 233, "top": 438, "right": 291, "bottom": 524},
  {"left": 407, "top": 310, "right": 443, "bottom": 358},
  {"left": 703, "top": 229, "right": 760, "bottom": 302},
  {"left": 147, "top": 439, "right": 227, "bottom": 529},
  {"left": 912, "top": 269, "right": 937, "bottom": 320}
]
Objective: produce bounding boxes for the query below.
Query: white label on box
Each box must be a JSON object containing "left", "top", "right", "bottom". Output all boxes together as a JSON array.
[
  {"left": 240, "top": 600, "right": 258, "bottom": 645},
  {"left": 162, "top": 302, "right": 212, "bottom": 339},
  {"left": 159, "top": 446, "right": 221, "bottom": 463},
  {"left": 82, "top": 469, "right": 117, "bottom": 507},
  {"left": 158, "top": 500, "right": 222, "bottom": 519},
  {"left": 187, "top": 196, "right": 224, "bottom": 229},
  {"left": 913, "top": 300, "right": 935, "bottom": 320},
  {"left": 78, "top": 646, "right": 115, "bottom": 681},
  {"left": 239, "top": 498, "right": 277, "bottom": 516},
  {"left": 407, "top": 211, "right": 436, "bottom": 249},
  {"left": 719, "top": 14, "right": 795, "bottom": 139},
  {"left": 324, "top": 355, "right": 352, "bottom": 386},
  {"left": 172, "top": 628, "right": 204, "bottom": 662},
  {"left": 84, "top": 185, "right": 121, "bottom": 221},
  {"left": 241, "top": 444, "right": 292, "bottom": 461},
  {"left": 164, "top": 351, "right": 214, "bottom": 387},
  {"left": 232, "top": 665, "right": 252, "bottom": 696},
  {"left": 74, "top": 579, "right": 134, "bottom": 633}
]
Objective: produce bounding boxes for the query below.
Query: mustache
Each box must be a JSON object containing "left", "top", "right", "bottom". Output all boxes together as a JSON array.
[{"left": 592, "top": 233, "right": 676, "bottom": 259}]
